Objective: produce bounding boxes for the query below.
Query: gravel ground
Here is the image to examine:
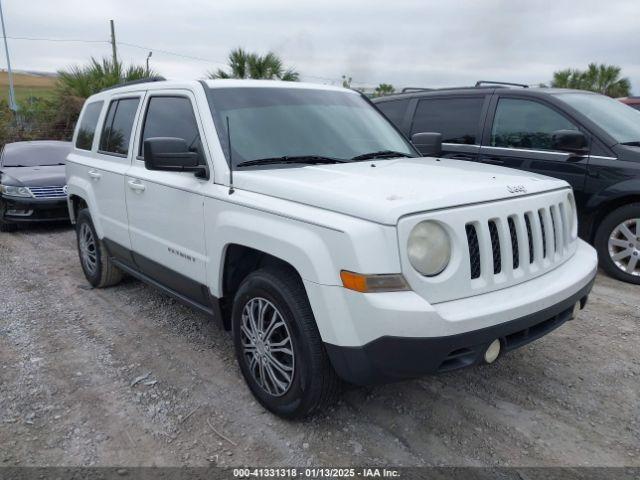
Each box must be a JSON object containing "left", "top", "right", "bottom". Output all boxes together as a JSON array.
[{"left": 0, "top": 224, "right": 638, "bottom": 467}]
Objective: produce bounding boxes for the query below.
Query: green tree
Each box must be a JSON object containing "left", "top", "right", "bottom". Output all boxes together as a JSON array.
[
  {"left": 551, "top": 63, "right": 631, "bottom": 97},
  {"left": 208, "top": 48, "right": 299, "bottom": 81},
  {"left": 373, "top": 83, "right": 395, "bottom": 97}
]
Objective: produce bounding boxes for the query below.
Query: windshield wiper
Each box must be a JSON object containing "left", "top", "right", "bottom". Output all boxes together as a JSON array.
[
  {"left": 237, "top": 155, "right": 347, "bottom": 168},
  {"left": 621, "top": 141, "right": 640, "bottom": 147},
  {"left": 350, "top": 150, "right": 414, "bottom": 161}
]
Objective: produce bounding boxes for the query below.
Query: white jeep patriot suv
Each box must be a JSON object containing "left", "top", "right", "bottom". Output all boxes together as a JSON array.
[{"left": 66, "top": 79, "right": 598, "bottom": 418}]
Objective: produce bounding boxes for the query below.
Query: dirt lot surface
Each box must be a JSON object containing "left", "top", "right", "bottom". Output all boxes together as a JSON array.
[{"left": 0, "top": 225, "right": 638, "bottom": 467}]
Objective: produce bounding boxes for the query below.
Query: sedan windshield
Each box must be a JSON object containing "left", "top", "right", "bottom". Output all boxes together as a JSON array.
[
  {"left": 556, "top": 92, "right": 640, "bottom": 145},
  {"left": 206, "top": 87, "right": 417, "bottom": 167},
  {"left": 1, "top": 142, "right": 71, "bottom": 167}
]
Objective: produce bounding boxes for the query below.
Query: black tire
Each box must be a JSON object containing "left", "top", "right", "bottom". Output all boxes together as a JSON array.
[
  {"left": 594, "top": 203, "right": 640, "bottom": 285},
  {"left": 232, "top": 266, "right": 341, "bottom": 418},
  {"left": 76, "top": 209, "right": 124, "bottom": 288}
]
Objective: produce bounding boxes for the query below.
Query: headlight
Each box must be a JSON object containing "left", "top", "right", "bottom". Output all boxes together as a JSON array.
[
  {"left": 1, "top": 184, "right": 33, "bottom": 198},
  {"left": 407, "top": 220, "right": 451, "bottom": 276}
]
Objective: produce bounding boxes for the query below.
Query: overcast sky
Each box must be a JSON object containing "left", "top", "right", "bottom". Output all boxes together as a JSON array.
[{"left": 2, "top": 0, "right": 639, "bottom": 92}]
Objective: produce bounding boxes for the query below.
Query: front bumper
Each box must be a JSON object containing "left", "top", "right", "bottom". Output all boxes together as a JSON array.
[
  {"left": 1, "top": 195, "right": 70, "bottom": 224},
  {"left": 303, "top": 240, "right": 598, "bottom": 385}
]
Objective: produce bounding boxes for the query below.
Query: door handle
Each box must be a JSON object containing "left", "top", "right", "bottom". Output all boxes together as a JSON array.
[
  {"left": 127, "top": 180, "right": 146, "bottom": 192},
  {"left": 87, "top": 169, "right": 102, "bottom": 180}
]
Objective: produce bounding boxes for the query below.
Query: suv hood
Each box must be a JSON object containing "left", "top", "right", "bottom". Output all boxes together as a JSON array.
[
  {"left": 235, "top": 157, "right": 569, "bottom": 225},
  {"left": 1, "top": 165, "right": 66, "bottom": 187}
]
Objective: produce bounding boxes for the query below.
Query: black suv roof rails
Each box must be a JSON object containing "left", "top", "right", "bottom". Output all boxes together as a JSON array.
[
  {"left": 401, "top": 87, "right": 433, "bottom": 93},
  {"left": 475, "top": 80, "right": 529, "bottom": 88},
  {"left": 100, "top": 76, "right": 166, "bottom": 92}
]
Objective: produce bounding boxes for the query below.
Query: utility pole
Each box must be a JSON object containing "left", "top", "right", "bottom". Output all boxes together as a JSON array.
[
  {"left": 109, "top": 19, "right": 118, "bottom": 66},
  {"left": 0, "top": 0, "right": 17, "bottom": 112},
  {"left": 146, "top": 51, "right": 152, "bottom": 74}
]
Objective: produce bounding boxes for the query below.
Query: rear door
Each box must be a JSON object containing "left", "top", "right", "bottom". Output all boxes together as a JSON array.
[
  {"left": 125, "top": 90, "right": 211, "bottom": 305},
  {"left": 409, "top": 95, "right": 488, "bottom": 161},
  {"left": 480, "top": 95, "right": 588, "bottom": 193}
]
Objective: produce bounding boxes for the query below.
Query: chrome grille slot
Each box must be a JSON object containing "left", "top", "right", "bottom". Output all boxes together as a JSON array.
[
  {"left": 524, "top": 213, "right": 534, "bottom": 263},
  {"left": 28, "top": 186, "right": 66, "bottom": 198},
  {"left": 550, "top": 205, "right": 559, "bottom": 253},
  {"left": 508, "top": 216, "right": 519, "bottom": 270},
  {"left": 488, "top": 220, "right": 502, "bottom": 274},
  {"left": 466, "top": 224, "right": 481, "bottom": 279},
  {"left": 538, "top": 209, "right": 548, "bottom": 259}
]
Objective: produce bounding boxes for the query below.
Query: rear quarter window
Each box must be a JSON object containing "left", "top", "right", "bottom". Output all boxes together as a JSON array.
[
  {"left": 376, "top": 99, "right": 410, "bottom": 129},
  {"left": 411, "top": 97, "right": 484, "bottom": 145},
  {"left": 75, "top": 101, "right": 104, "bottom": 150}
]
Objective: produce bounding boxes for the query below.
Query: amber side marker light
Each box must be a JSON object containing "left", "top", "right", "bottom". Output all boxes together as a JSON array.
[{"left": 340, "top": 270, "right": 409, "bottom": 293}]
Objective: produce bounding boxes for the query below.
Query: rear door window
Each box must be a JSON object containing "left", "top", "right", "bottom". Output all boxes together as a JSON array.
[
  {"left": 75, "top": 101, "right": 104, "bottom": 150},
  {"left": 491, "top": 98, "right": 579, "bottom": 150},
  {"left": 376, "top": 99, "right": 410, "bottom": 128},
  {"left": 99, "top": 97, "right": 140, "bottom": 156},
  {"left": 411, "top": 97, "right": 484, "bottom": 145}
]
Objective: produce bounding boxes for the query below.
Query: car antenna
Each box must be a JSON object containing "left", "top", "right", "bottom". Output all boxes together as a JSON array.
[{"left": 226, "top": 116, "right": 235, "bottom": 195}]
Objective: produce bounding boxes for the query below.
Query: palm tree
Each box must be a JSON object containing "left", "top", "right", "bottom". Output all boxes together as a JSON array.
[
  {"left": 52, "top": 57, "right": 161, "bottom": 139},
  {"left": 208, "top": 48, "right": 299, "bottom": 81},
  {"left": 373, "top": 83, "right": 395, "bottom": 97},
  {"left": 551, "top": 63, "right": 630, "bottom": 97},
  {"left": 56, "top": 57, "right": 161, "bottom": 99}
]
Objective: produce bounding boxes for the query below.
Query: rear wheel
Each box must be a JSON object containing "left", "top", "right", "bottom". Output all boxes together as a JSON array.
[
  {"left": 594, "top": 203, "right": 640, "bottom": 284},
  {"left": 232, "top": 266, "right": 341, "bottom": 418},
  {"left": 76, "top": 209, "right": 124, "bottom": 288}
]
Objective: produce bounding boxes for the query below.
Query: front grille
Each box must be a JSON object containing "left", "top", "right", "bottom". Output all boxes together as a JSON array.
[
  {"left": 28, "top": 186, "right": 66, "bottom": 198},
  {"left": 488, "top": 220, "right": 502, "bottom": 274},
  {"left": 508, "top": 217, "right": 519, "bottom": 270},
  {"left": 466, "top": 224, "right": 481, "bottom": 279},
  {"left": 464, "top": 199, "right": 571, "bottom": 281}
]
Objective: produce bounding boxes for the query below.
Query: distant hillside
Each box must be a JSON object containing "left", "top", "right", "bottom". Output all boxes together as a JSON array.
[{"left": 0, "top": 71, "right": 58, "bottom": 102}]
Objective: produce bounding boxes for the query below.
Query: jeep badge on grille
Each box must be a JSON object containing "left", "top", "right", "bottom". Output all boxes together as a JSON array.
[{"left": 507, "top": 185, "right": 527, "bottom": 194}]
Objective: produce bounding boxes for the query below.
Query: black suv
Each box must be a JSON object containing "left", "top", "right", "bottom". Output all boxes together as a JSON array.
[{"left": 373, "top": 82, "right": 640, "bottom": 284}]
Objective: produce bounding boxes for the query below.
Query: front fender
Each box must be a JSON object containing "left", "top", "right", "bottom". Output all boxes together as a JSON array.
[{"left": 584, "top": 179, "right": 640, "bottom": 213}]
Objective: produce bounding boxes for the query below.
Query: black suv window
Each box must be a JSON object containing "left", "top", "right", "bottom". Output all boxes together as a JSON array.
[
  {"left": 140, "top": 96, "right": 202, "bottom": 158},
  {"left": 376, "top": 99, "right": 410, "bottom": 128},
  {"left": 76, "top": 101, "right": 103, "bottom": 150},
  {"left": 491, "top": 98, "right": 579, "bottom": 150},
  {"left": 411, "top": 97, "right": 484, "bottom": 145},
  {"left": 99, "top": 98, "right": 140, "bottom": 156}
]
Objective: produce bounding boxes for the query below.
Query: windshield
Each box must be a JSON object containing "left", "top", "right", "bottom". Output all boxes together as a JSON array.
[
  {"left": 556, "top": 92, "right": 640, "bottom": 144},
  {"left": 206, "top": 87, "right": 417, "bottom": 167},
  {"left": 1, "top": 142, "right": 71, "bottom": 167}
]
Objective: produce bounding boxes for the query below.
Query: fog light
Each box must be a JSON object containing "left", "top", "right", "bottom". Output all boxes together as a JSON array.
[{"left": 484, "top": 339, "right": 501, "bottom": 364}]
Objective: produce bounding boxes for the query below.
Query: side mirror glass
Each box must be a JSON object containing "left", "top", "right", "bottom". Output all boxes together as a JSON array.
[
  {"left": 551, "top": 130, "right": 589, "bottom": 155},
  {"left": 143, "top": 137, "right": 208, "bottom": 178},
  {"left": 411, "top": 132, "right": 442, "bottom": 157}
]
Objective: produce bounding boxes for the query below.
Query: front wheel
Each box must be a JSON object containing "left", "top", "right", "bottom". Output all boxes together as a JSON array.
[
  {"left": 232, "top": 266, "right": 341, "bottom": 418},
  {"left": 594, "top": 203, "right": 640, "bottom": 284}
]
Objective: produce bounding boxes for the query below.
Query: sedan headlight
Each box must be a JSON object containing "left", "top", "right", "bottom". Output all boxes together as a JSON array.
[
  {"left": 407, "top": 220, "right": 451, "bottom": 276},
  {"left": 1, "top": 184, "right": 33, "bottom": 198}
]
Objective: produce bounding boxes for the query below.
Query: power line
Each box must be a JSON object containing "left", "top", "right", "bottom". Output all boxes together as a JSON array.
[
  {"left": 6, "top": 35, "right": 108, "bottom": 43},
  {"left": 118, "top": 41, "right": 227, "bottom": 66}
]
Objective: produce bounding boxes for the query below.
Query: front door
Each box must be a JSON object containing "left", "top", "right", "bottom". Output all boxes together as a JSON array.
[
  {"left": 125, "top": 91, "right": 211, "bottom": 306},
  {"left": 479, "top": 96, "right": 588, "bottom": 201}
]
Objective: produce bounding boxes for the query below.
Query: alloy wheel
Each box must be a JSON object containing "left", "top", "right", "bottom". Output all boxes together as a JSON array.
[
  {"left": 79, "top": 223, "right": 98, "bottom": 276},
  {"left": 240, "top": 297, "right": 295, "bottom": 397},
  {"left": 608, "top": 218, "right": 640, "bottom": 276}
]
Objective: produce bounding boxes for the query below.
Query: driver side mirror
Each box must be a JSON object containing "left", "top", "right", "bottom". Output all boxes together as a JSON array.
[
  {"left": 551, "top": 130, "right": 589, "bottom": 156},
  {"left": 411, "top": 132, "right": 442, "bottom": 157},
  {"left": 143, "top": 137, "right": 208, "bottom": 178}
]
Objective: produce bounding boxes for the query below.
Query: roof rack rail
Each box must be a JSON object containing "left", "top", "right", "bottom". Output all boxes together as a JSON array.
[
  {"left": 475, "top": 80, "right": 529, "bottom": 88},
  {"left": 401, "top": 87, "right": 433, "bottom": 93},
  {"left": 100, "top": 76, "right": 166, "bottom": 92}
]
